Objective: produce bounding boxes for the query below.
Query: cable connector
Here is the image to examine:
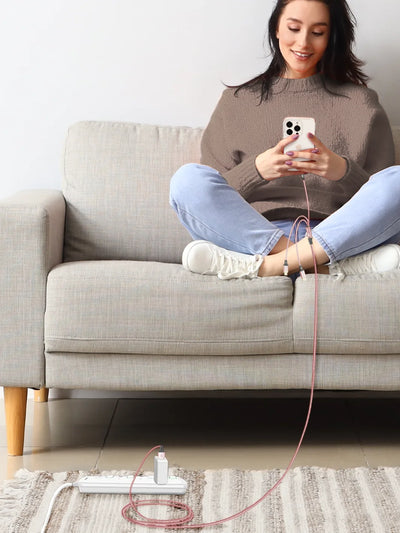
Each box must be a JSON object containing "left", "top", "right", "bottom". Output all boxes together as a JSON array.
[
  {"left": 306, "top": 227, "right": 313, "bottom": 246},
  {"left": 154, "top": 445, "right": 169, "bottom": 485},
  {"left": 299, "top": 266, "right": 306, "bottom": 280},
  {"left": 283, "top": 259, "right": 289, "bottom": 276}
]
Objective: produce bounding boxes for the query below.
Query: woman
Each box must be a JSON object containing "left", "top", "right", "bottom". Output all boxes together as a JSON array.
[{"left": 170, "top": 0, "right": 400, "bottom": 279}]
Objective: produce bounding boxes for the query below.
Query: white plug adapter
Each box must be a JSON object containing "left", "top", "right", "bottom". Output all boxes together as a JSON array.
[{"left": 154, "top": 450, "right": 169, "bottom": 485}]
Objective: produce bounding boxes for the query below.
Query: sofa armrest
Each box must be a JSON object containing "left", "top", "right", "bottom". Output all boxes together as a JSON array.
[{"left": 0, "top": 190, "right": 65, "bottom": 387}]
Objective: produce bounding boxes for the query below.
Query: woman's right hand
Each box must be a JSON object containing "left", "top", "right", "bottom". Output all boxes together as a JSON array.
[{"left": 255, "top": 134, "right": 307, "bottom": 181}]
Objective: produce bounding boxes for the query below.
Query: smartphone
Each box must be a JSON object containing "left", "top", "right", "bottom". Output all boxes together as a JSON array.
[{"left": 283, "top": 117, "right": 315, "bottom": 163}]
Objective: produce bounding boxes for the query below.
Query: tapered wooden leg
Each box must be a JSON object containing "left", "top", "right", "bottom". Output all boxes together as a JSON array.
[
  {"left": 34, "top": 387, "right": 49, "bottom": 403},
  {"left": 4, "top": 387, "right": 27, "bottom": 456}
]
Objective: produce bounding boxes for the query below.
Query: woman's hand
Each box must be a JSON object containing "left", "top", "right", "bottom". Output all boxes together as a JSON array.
[
  {"left": 255, "top": 134, "right": 306, "bottom": 180},
  {"left": 287, "top": 133, "right": 347, "bottom": 181}
]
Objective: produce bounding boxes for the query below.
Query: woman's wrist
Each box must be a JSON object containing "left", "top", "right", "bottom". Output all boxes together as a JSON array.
[
  {"left": 330, "top": 155, "right": 348, "bottom": 181},
  {"left": 255, "top": 154, "right": 273, "bottom": 181},
  {"left": 255, "top": 154, "right": 265, "bottom": 179}
]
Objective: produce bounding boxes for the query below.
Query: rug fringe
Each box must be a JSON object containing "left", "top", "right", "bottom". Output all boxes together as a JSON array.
[{"left": 0, "top": 469, "right": 38, "bottom": 521}]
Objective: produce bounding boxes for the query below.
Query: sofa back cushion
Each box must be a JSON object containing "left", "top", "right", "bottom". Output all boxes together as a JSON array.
[
  {"left": 63, "top": 123, "right": 400, "bottom": 263},
  {"left": 63, "top": 121, "right": 202, "bottom": 263}
]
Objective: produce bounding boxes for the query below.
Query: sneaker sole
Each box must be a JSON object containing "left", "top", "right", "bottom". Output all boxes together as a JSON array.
[
  {"left": 182, "top": 240, "right": 209, "bottom": 271},
  {"left": 375, "top": 244, "right": 400, "bottom": 271}
]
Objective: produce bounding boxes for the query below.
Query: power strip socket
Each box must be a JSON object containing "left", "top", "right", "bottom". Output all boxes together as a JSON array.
[{"left": 76, "top": 475, "right": 187, "bottom": 495}]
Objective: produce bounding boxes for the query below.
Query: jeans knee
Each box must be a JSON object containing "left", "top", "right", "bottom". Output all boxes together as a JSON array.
[
  {"left": 170, "top": 163, "right": 218, "bottom": 208},
  {"left": 370, "top": 165, "right": 400, "bottom": 188},
  {"left": 170, "top": 164, "right": 198, "bottom": 203}
]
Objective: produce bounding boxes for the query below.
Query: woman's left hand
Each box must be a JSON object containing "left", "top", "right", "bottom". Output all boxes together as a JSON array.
[{"left": 288, "top": 133, "right": 347, "bottom": 181}]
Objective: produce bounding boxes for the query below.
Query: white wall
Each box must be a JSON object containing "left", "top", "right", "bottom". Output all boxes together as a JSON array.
[{"left": 1, "top": 0, "right": 399, "bottom": 200}]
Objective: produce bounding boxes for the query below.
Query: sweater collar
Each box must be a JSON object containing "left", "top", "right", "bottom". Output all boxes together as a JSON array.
[{"left": 270, "top": 73, "right": 325, "bottom": 94}]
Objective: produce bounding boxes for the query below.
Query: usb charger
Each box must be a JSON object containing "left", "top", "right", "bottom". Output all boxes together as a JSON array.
[{"left": 154, "top": 445, "right": 169, "bottom": 485}]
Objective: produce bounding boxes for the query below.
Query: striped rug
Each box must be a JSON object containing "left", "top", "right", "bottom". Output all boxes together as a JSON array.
[{"left": 1, "top": 467, "right": 399, "bottom": 532}]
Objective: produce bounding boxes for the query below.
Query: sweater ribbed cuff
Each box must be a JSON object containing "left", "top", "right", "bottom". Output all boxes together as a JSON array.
[{"left": 340, "top": 157, "right": 369, "bottom": 191}]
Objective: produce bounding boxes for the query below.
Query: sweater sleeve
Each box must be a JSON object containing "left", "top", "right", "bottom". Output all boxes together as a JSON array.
[
  {"left": 338, "top": 93, "right": 394, "bottom": 193},
  {"left": 200, "top": 91, "right": 264, "bottom": 197}
]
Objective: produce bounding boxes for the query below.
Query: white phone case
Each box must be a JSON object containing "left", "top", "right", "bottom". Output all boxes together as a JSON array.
[{"left": 283, "top": 117, "right": 315, "bottom": 162}]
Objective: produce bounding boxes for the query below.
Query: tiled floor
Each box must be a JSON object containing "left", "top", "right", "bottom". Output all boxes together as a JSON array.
[{"left": 1, "top": 394, "right": 400, "bottom": 483}]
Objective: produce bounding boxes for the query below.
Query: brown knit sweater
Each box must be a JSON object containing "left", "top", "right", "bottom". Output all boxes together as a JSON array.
[{"left": 200, "top": 74, "right": 394, "bottom": 220}]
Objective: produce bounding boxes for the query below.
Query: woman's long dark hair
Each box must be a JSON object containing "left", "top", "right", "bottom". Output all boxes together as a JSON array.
[{"left": 232, "top": 0, "right": 368, "bottom": 101}]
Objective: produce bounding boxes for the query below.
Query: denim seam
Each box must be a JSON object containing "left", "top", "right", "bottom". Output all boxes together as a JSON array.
[
  {"left": 261, "top": 230, "right": 285, "bottom": 256},
  {"left": 310, "top": 230, "right": 337, "bottom": 263}
]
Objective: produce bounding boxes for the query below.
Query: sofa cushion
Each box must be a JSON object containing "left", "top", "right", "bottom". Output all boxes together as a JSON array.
[
  {"left": 63, "top": 122, "right": 202, "bottom": 263},
  {"left": 293, "top": 271, "right": 400, "bottom": 354},
  {"left": 45, "top": 261, "right": 294, "bottom": 356}
]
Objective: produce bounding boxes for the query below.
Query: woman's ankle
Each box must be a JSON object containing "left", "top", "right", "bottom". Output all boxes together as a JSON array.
[
  {"left": 258, "top": 238, "right": 330, "bottom": 277},
  {"left": 258, "top": 255, "right": 285, "bottom": 277}
]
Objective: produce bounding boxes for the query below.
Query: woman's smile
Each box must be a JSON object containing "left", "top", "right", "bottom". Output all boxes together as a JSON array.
[{"left": 292, "top": 50, "right": 313, "bottom": 60}]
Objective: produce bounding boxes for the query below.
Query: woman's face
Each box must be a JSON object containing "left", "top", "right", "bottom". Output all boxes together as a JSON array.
[{"left": 276, "top": 0, "right": 330, "bottom": 79}]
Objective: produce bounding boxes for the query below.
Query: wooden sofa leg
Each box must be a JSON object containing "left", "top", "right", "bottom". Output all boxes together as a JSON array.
[
  {"left": 4, "top": 387, "right": 28, "bottom": 456},
  {"left": 34, "top": 387, "right": 49, "bottom": 403}
]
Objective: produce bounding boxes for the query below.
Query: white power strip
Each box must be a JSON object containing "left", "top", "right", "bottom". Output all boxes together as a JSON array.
[{"left": 76, "top": 475, "right": 187, "bottom": 495}]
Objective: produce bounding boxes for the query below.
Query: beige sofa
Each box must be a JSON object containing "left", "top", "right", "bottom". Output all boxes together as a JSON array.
[{"left": 2, "top": 121, "right": 400, "bottom": 455}]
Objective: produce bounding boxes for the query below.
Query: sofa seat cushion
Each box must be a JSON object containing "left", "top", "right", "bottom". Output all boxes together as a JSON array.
[
  {"left": 293, "top": 271, "right": 400, "bottom": 354},
  {"left": 45, "top": 261, "right": 294, "bottom": 356}
]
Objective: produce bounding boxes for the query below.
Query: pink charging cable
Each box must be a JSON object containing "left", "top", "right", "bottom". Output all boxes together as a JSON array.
[{"left": 122, "top": 176, "right": 319, "bottom": 529}]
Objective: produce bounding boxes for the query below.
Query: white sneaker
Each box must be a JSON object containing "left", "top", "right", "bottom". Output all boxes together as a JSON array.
[
  {"left": 182, "top": 240, "right": 264, "bottom": 280},
  {"left": 329, "top": 244, "right": 400, "bottom": 276}
]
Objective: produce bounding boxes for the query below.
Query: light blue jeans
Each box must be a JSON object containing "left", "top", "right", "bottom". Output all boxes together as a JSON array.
[{"left": 169, "top": 163, "right": 400, "bottom": 263}]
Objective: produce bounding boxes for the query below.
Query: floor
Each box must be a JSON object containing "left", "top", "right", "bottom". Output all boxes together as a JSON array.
[{"left": 1, "top": 394, "right": 400, "bottom": 484}]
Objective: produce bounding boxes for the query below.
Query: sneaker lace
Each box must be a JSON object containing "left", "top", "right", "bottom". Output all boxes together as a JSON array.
[
  {"left": 212, "top": 250, "right": 262, "bottom": 280},
  {"left": 345, "top": 253, "right": 373, "bottom": 272},
  {"left": 335, "top": 251, "right": 374, "bottom": 276}
]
